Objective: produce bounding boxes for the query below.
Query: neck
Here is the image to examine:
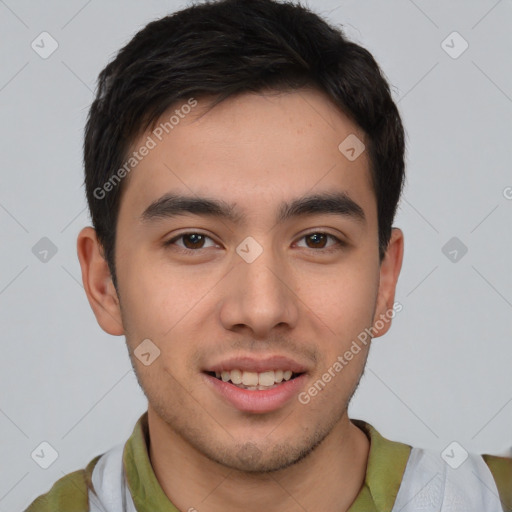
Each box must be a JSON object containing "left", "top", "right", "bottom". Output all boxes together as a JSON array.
[{"left": 147, "top": 408, "right": 370, "bottom": 512}]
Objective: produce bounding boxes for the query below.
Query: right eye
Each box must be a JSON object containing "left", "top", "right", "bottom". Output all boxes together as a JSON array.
[{"left": 163, "top": 232, "right": 219, "bottom": 252}]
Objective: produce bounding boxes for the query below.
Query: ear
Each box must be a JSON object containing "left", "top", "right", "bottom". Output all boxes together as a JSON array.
[
  {"left": 371, "top": 228, "right": 404, "bottom": 338},
  {"left": 76, "top": 226, "right": 124, "bottom": 336}
]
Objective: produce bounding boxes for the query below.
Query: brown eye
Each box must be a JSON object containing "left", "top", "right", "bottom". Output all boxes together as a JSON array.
[
  {"left": 296, "top": 232, "right": 342, "bottom": 251},
  {"left": 305, "top": 233, "right": 328, "bottom": 249},
  {"left": 181, "top": 233, "right": 206, "bottom": 249},
  {"left": 164, "top": 232, "right": 217, "bottom": 251}
]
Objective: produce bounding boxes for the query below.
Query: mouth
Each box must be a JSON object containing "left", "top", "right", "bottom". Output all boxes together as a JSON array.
[
  {"left": 204, "top": 369, "right": 305, "bottom": 391},
  {"left": 202, "top": 355, "right": 309, "bottom": 413},
  {"left": 202, "top": 357, "right": 309, "bottom": 413}
]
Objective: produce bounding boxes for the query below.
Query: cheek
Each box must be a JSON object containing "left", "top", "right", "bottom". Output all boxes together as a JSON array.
[
  {"left": 117, "top": 259, "right": 219, "bottom": 385},
  {"left": 118, "top": 253, "right": 212, "bottom": 338},
  {"left": 298, "top": 256, "right": 379, "bottom": 335}
]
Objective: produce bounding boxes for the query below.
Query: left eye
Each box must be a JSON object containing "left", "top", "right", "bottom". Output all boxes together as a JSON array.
[{"left": 295, "top": 232, "right": 342, "bottom": 250}]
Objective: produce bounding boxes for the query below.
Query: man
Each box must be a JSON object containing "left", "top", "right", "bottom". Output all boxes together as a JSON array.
[{"left": 26, "top": 0, "right": 511, "bottom": 510}]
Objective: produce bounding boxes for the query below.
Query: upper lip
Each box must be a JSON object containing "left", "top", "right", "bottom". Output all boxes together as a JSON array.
[{"left": 204, "top": 355, "right": 309, "bottom": 374}]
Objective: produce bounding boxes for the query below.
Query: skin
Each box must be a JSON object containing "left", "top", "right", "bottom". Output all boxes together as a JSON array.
[{"left": 77, "top": 87, "right": 404, "bottom": 512}]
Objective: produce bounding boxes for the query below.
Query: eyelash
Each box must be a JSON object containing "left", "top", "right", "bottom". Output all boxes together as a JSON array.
[{"left": 163, "top": 231, "right": 346, "bottom": 254}]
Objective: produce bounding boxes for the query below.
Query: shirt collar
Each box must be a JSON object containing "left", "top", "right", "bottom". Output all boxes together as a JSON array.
[
  {"left": 123, "top": 412, "right": 412, "bottom": 512},
  {"left": 349, "top": 419, "right": 412, "bottom": 511}
]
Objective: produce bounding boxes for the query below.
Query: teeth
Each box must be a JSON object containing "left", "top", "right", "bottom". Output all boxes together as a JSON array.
[
  {"left": 230, "top": 369, "right": 243, "bottom": 384},
  {"left": 258, "top": 371, "right": 275, "bottom": 386},
  {"left": 212, "top": 369, "right": 299, "bottom": 387},
  {"left": 242, "top": 371, "right": 259, "bottom": 386}
]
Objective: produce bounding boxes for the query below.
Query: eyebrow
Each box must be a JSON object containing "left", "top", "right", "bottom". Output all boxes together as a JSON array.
[{"left": 140, "top": 191, "right": 366, "bottom": 226}]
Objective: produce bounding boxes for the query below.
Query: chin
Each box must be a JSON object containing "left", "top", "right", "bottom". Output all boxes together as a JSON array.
[{"left": 202, "top": 428, "right": 331, "bottom": 474}]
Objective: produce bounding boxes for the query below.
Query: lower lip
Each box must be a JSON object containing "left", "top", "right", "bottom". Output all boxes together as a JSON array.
[{"left": 203, "top": 372, "right": 307, "bottom": 413}]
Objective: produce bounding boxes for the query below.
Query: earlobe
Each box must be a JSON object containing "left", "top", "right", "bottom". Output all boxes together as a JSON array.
[
  {"left": 76, "top": 226, "right": 124, "bottom": 336},
  {"left": 371, "top": 227, "right": 404, "bottom": 338}
]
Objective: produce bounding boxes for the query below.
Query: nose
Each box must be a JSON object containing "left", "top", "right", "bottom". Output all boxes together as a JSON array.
[{"left": 218, "top": 241, "right": 299, "bottom": 338}]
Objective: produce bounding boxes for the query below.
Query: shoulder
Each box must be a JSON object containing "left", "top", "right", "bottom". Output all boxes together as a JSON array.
[
  {"left": 482, "top": 452, "right": 512, "bottom": 512},
  {"left": 393, "top": 447, "right": 507, "bottom": 511},
  {"left": 24, "top": 454, "right": 101, "bottom": 512}
]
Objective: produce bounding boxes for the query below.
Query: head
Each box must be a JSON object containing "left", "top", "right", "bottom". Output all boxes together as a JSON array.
[{"left": 78, "top": 0, "right": 405, "bottom": 473}]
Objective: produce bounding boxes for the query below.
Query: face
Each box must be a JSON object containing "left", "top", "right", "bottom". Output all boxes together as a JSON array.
[{"left": 79, "top": 87, "right": 403, "bottom": 473}]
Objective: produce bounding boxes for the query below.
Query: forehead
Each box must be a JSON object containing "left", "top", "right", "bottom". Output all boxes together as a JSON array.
[{"left": 118, "top": 88, "right": 375, "bottom": 225}]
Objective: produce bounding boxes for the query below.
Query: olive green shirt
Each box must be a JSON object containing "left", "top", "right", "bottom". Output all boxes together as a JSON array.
[{"left": 25, "top": 412, "right": 512, "bottom": 511}]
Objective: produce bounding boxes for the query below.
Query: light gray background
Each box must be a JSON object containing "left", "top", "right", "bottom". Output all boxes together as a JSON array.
[{"left": 1, "top": 0, "right": 511, "bottom": 509}]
